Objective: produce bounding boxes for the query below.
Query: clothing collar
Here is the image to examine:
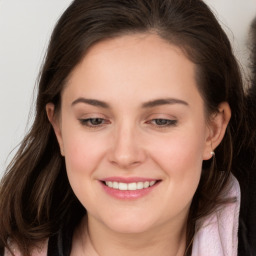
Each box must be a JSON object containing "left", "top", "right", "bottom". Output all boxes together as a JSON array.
[{"left": 192, "top": 174, "right": 240, "bottom": 256}]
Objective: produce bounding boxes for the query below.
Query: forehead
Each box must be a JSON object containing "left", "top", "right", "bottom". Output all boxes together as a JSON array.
[{"left": 63, "top": 33, "right": 203, "bottom": 110}]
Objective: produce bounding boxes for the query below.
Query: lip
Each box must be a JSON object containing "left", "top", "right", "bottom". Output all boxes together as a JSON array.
[
  {"left": 99, "top": 177, "right": 161, "bottom": 200},
  {"left": 102, "top": 176, "right": 158, "bottom": 183}
]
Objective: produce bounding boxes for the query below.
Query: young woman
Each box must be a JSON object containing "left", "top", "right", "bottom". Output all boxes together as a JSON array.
[{"left": 0, "top": 0, "right": 247, "bottom": 255}]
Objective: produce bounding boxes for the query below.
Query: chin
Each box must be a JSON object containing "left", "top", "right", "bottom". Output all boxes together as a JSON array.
[{"left": 102, "top": 214, "right": 158, "bottom": 234}]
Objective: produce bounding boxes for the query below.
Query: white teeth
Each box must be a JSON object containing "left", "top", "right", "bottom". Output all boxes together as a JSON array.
[
  {"left": 118, "top": 183, "right": 128, "bottom": 190},
  {"left": 149, "top": 181, "right": 155, "bottom": 186},
  {"left": 128, "top": 182, "right": 137, "bottom": 190},
  {"left": 106, "top": 181, "right": 113, "bottom": 188},
  {"left": 144, "top": 181, "right": 150, "bottom": 188},
  {"left": 113, "top": 182, "right": 119, "bottom": 189},
  {"left": 137, "top": 182, "right": 144, "bottom": 190},
  {"left": 105, "top": 180, "right": 157, "bottom": 190}
]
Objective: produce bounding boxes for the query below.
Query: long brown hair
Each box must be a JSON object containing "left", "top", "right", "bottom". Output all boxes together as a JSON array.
[{"left": 0, "top": 0, "right": 247, "bottom": 255}]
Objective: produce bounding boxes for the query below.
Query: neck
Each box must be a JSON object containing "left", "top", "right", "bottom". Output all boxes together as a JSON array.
[{"left": 73, "top": 215, "right": 187, "bottom": 256}]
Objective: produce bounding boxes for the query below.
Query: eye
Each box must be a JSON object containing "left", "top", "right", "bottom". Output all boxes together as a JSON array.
[
  {"left": 79, "top": 118, "right": 110, "bottom": 127},
  {"left": 147, "top": 119, "right": 177, "bottom": 127}
]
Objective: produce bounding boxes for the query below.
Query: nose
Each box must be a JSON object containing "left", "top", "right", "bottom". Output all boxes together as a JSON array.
[{"left": 108, "top": 123, "right": 147, "bottom": 169}]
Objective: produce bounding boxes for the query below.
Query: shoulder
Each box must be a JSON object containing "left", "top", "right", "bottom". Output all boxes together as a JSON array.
[{"left": 192, "top": 175, "right": 240, "bottom": 256}]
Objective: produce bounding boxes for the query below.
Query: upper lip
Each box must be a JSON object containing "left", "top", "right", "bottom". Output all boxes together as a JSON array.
[{"left": 101, "top": 177, "right": 160, "bottom": 183}]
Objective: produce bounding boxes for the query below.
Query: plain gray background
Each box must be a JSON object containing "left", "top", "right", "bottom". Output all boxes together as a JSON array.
[{"left": 1, "top": 0, "right": 256, "bottom": 177}]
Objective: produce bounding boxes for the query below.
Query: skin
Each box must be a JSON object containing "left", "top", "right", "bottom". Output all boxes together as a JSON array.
[{"left": 47, "top": 33, "right": 231, "bottom": 256}]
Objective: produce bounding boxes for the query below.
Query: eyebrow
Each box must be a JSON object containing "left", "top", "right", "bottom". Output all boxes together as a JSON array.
[
  {"left": 142, "top": 98, "right": 189, "bottom": 108},
  {"left": 71, "top": 98, "right": 110, "bottom": 108},
  {"left": 71, "top": 97, "right": 189, "bottom": 109}
]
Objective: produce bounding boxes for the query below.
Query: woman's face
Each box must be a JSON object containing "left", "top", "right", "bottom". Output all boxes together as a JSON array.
[{"left": 50, "top": 34, "right": 217, "bottom": 234}]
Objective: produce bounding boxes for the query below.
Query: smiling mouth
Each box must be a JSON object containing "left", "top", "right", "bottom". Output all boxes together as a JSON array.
[{"left": 102, "top": 180, "right": 160, "bottom": 191}]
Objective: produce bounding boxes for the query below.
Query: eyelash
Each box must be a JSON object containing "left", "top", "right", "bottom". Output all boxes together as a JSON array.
[
  {"left": 146, "top": 119, "right": 177, "bottom": 128},
  {"left": 79, "top": 118, "right": 177, "bottom": 129},
  {"left": 79, "top": 118, "right": 109, "bottom": 127}
]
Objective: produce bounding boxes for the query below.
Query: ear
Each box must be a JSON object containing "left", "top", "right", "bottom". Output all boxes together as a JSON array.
[
  {"left": 46, "top": 103, "right": 65, "bottom": 156},
  {"left": 203, "top": 102, "right": 231, "bottom": 160}
]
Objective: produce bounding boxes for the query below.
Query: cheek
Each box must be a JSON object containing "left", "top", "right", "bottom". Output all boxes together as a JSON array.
[
  {"left": 171, "top": 136, "right": 204, "bottom": 173},
  {"left": 157, "top": 135, "right": 204, "bottom": 215},
  {"left": 61, "top": 130, "right": 108, "bottom": 206},
  {"left": 60, "top": 119, "right": 107, "bottom": 180},
  {"left": 153, "top": 126, "right": 206, "bottom": 172},
  {"left": 151, "top": 124, "right": 207, "bottom": 197},
  {"left": 63, "top": 135, "right": 104, "bottom": 175}
]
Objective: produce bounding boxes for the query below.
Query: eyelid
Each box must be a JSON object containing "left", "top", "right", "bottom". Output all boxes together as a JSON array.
[
  {"left": 77, "top": 111, "right": 111, "bottom": 128},
  {"left": 76, "top": 111, "right": 108, "bottom": 121},
  {"left": 145, "top": 113, "right": 177, "bottom": 121},
  {"left": 78, "top": 117, "right": 111, "bottom": 128},
  {"left": 146, "top": 118, "right": 177, "bottom": 126},
  {"left": 144, "top": 113, "right": 178, "bottom": 128}
]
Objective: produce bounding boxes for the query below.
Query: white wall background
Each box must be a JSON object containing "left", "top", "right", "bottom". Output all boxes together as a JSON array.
[{"left": 0, "top": 0, "right": 256, "bottom": 176}]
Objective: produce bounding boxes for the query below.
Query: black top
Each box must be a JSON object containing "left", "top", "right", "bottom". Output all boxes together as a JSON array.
[{"left": 47, "top": 223, "right": 74, "bottom": 256}]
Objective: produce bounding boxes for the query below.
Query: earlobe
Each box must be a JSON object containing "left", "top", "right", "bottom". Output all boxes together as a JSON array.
[
  {"left": 46, "top": 103, "right": 65, "bottom": 156},
  {"left": 203, "top": 102, "right": 231, "bottom": 160}
]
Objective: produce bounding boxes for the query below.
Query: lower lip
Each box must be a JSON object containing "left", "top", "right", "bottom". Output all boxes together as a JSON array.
[{"left": 100, "top": 181, "right": 160, "bottom": 200}]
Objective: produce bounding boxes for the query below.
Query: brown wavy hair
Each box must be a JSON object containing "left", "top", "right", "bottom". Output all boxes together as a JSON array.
[{"left": 0, "top": 0, "right": 247, "bottom": 255}]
